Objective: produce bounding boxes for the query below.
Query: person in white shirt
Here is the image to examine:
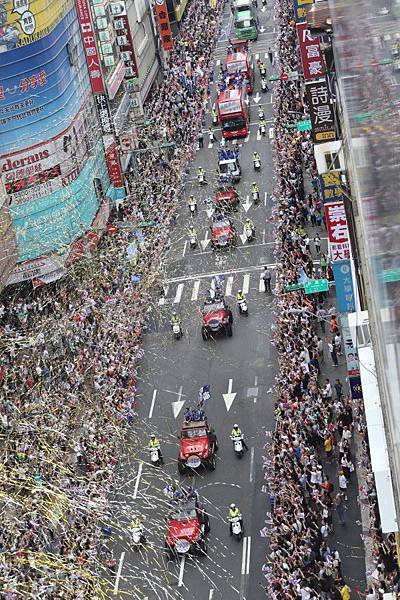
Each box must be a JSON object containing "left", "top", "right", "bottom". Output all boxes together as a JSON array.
[{"left": 338, "top": 470, "right": 348, "bottom": 499}]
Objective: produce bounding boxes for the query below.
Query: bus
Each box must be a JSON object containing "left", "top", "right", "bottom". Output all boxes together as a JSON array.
[
  {"left": 226, "top": 50, "right": 255, "bottom": 93},
  {"left": 233, "top": 9, "right": 258, "bottom": 41},
  {"left": 217, "top": 87, "right": 250, "bottom": 139}
]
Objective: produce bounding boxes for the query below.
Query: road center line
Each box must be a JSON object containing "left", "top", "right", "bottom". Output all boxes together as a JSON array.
[
  {"left": 242, "top": 273, "right": 250, "bottom": 295},
  {"left": 174, "top": 283, "right": 184, "bottom": 303},
  {"left": 148, "top": 389, "right": 157, "bottom": 419},
  {"left": 246, "top": 536, "right": 251, "bottom": 575},
  {"left": 191, "top": 280, "right": 200, "bottom": 301},
  {"left": 225, "top": 275, "right": 234, "bottom": 296},
  {"left": 182, "top": 240, "right": 188, "bottom": 258},
  {"left": 178, "top": 555, "right": 186, "bottom": 587},
  {"left": 113, "top": 551, "right": 125, "bottom": 595},
  {"left": 241, "top": 536, "right": 248, "bottom": 575},
  {"left": 249, "top": 447, "right": 255, "bottom": 483},
  {"left": 133, "top": 462, "right": 143, "bottom": 500}
]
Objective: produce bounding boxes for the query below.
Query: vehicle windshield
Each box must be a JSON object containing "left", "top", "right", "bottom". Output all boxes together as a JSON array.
[
  {"left": 170, "top": 501, "right": 197, "bottom": 521},
  {"left": 219, "top": 162, "right": 237, "bottom": 174},
  {"left": 182, "top": 428, "right": 207, "bottom": 439},
  {"left": 235, "top": 18, "right": 255, "bottom": 28},
  {"left": 203, "top": 301, "right": 225, "bottom": 313},
  {"left": 221, "top": 118, "right": 246, "bottom": 132}
]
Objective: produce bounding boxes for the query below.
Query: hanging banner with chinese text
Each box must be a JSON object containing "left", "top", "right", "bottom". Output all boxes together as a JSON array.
[
  {"left": 324, "top": 201, "right": 350, "bottom": 263},
  {"left": 75, "top": 0, "right": 105, "bottom": 93},
  {"left": 297, "top": 23, "right": 325, "bottom": 80},
  {"left": 305, "top": 79, "right": 336, "bottom": 143},
  {"left": 332, "top": 260, "right": 356, "bottom": 313},
  {"left": 103, "top": 135, "right": 124, "bottom": 188},
  {"left": 319, "top": 170, "right": 343, "bottom": 203},
  {"left": 293, "top": 0, "right": 313, "bottom": 22},
  {"left": 111, "top": 1, "right": 139, "bottom": 82},
  {"left": 155, "top": 0, "right": 174, "bottom": 51}
]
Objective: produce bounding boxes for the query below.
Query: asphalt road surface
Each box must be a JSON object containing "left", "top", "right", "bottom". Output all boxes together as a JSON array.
[{"left": 106, "top": 5, "right": 325, "bottom": 599}]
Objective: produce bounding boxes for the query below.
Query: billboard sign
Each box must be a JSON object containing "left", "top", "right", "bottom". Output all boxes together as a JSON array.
[
  {"left": 94, "top": 93, "right": 113, "bottom": 134},
  {"left": 112, "top": 4, "right": 139, "bottom": 82},
  {"left": 103, "top": 134, "right": 124, "bottom": 188},
  {"left": 75, "top": 0, "right": 105, "bottom": 93},
  {"left": 305, "top": 79, "right": 336, "bottom": 143},
  {"left": 297, "top": 23, "right": 325, "bottom": 80},
  {"left": 155, "top": 0, "right": 173, "bottom": 51},
  {"left": 332, "top": 260, "right": 356, "bottom": 313},
  {"left": 319, "top": 170, "right": 343, "bottom": 203},
  {"left": 293, "top": 0, "right": 313, "bottom": 22},
  {"left": 324, "top": 200, "right": 350, "bottom": 263}
]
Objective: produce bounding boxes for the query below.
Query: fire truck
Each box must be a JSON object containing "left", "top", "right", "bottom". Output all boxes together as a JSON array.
[
  {"left": 225, "top": 50, "right": 254, "bottom": 93},
  {"left": 217, "top": 87, "right": 250, "bottom": 139}
]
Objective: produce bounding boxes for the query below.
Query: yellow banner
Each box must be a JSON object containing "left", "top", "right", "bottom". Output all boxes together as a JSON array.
[
  {"left": 175, "top": 0, "right": 188, "bottom": 21},
  {"left": 1, "top": 0, "right": 70, "bottom": 51},
  {"left": 209, "top": 0, "right": 217, "bottom": 7}
]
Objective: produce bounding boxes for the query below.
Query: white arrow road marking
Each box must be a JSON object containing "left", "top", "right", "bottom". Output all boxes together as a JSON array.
[
  {"left": 223, "top": 379, "right": 237, "bottom": 411},
  {"left": 241, "top": 195, "right": 252, "bottom": 213},
  {"left": 201, "top": 231, "right": 211, "bottom": 250},
  {"left": 253, "top": 92, "right": 261, "bottom": 103},
  {"left": 172, "top": 385, "right": 185, "bottom": 418},
  {"left": 269, "top": 127, "right": 274, "bottom": 139},
  {"left": 259, "top": 273, "right": 265, "bottom": 292},
  {"left": 174, "top": 283, "right": 184, "bottom": 304},
  {"left": 242, "top": 273, "right": 250, "bottom": 295},
  {"left": 241, "top": 536, "right": 248, "bottom": 575},
  {"left": 133, "top": 463, "right": 143, "bottom": 499},
  {"left": 113, "top": 551, "right": 125, "bottom": 595},
  {"left": 240, "top": 231, "right": 248, "bottom": 245},
  {"left": 148, "top": 389, "right": 157, "bottom": 419},
  {"left": 158, "top": 284, "right": 169, "bottom": 305},
  {"left": 206, "top": 207, "right": 215, "bottom": 219},
  {"left": 191, "top": 280, "right": 200, "bottom": 301},
  {"left": 225, "top": 275, "right": 234, "bottom": 296},
  {"left": 178, "top": 556, "right": 185, "bottom": 587},
  {"left": 244, "top": 98, "right": 249, "bottom": 105}
]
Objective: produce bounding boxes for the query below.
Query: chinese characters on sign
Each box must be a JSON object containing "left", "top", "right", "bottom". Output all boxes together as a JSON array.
[
  {"left": 305, "top": 79, "right": 336, "bottom": 143},
  {"left": 103, "top": 135, "right": 124, "bottom": 188},
  {"left": 325, "top": 201, "right": 349, "bottom": 245},
  {"left": 332, "top": 260, "right": 356, "bottom": 313},
  {"left": 95, "top": 93, "right": 112, "bottom": 134},
  {"left": 297, "top": 23, "right": 324, "bottom": 80},
  {"left": 293, "top": 0, "right": 313, "bottom": 22},
  {"left": 75, "top": 0, "right": 105, "bottom": 94},
  {"left": 319, "top": 170, "right": 343, "bottom": 203},
  {"left": 155, "top": 0, "right": 174, "bottom": 52},
  {"left": 112, "top": 2, "right": 139, "bottom": 82}
]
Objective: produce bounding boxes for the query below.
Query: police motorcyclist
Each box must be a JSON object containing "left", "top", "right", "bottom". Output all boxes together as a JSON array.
[
  {"left": 212, "top": 107, "right": 218, "bottom": 125},
  {"left": 258, "top": 105, "right": 265, "bottom": 119},
  {"left": 251, "top": 182, "right": 259, "bottom": 202},
  {"left": 245, "top": 217, "right": 255, "bottom": 232},
  {"left": 171, "top": 311, "right": 181, "bottom": 329},
  {"left": 230, "top": 424, "right": 249, "bottom": 451},
  {"left": 188, "top": 224, "right": 197, "bottom": 238},
  {"left": 258, "top": 61, "right": 266, "bottom": 76},
  {"left": 228, "top": 503, "right": 243, "bottom": 535},
  {"left": 259, "top": 117, "right": 266, "bottom": 135},
  {"left": 188, "top": 195, "right": 197, "bottom": 212},
  {"left": 149, "top": 434, "right": 164, "bottom": 464},
  {"left": 130, "top": 514, "right": 142, "bottom": 530},
  {"left": 197, "top": 166, "right": 206, "bottom": 182},
  {"left": 253, "top": 151, "right": 261, "bottom": 165},
  {"left": 236, "top": 289, "right": 246, "bottom": 303}
]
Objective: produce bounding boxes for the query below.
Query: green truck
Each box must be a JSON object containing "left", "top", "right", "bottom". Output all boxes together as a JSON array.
[{"left": 233, "top": 7, "right": 258, "bottom": 41}]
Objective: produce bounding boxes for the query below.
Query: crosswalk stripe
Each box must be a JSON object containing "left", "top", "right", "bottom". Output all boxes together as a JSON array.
[
  {"left": 174, "top": 283, "right": 184, "bottom": 303},
  {"left": 259, "top": 273, "right": 265, "bottom": 292},
  {"left": 216, "top": 59, "right": 221, "bottom": 66},
  {"left": 158, "top": 284, "right": 169, "bottom": 305},
  {"left": 256, "top": 130, "right": 261, "bottom": 141},
  {"left": 244, "top": 131, "right": 250, "bottom": 143},
  {"left": 191, "top": 280, "right": 200, "bottom": 301},
  {"left": 225, "top": 276, "right": 234, "bottom": 296},
  {"left": 242, "top": 273, "right": 250, "bottom": 295}
]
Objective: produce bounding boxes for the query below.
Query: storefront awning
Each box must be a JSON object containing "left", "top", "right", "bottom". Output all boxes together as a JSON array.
[{"left": 359, "top": 345, "right": 398, "bottom": 533}]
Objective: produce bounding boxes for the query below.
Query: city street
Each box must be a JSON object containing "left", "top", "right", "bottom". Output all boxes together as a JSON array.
[{"left": 108, "top": 5, "right": 281, "bottom": 599}]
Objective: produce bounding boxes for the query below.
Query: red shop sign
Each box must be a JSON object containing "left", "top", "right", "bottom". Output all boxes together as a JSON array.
[
  {"left": 297, "top": 22, "right": 325, "bottom": 80},
  {"left": 75, "top": 0, "right": 105, "bottom": 94},
  {"left": 155, "top": 0, "right": 174, "bottom": 52},
  {"left": 324, "top": 201, "right": 349, "bottom": 244},
  {"left": 104, "top": 138, "right": 124, "bottom": 188}
]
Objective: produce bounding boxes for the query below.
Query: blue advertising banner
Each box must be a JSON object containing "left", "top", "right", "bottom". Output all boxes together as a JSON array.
[
  {"left": 349, "top": 376, "right": 363, "bottom": 400},
  {"left": 293, "top": 0, "right": 313, "bottom": 22},
  {"left": 0, "top": 9, "right": 81, "bottom": 154},
  {"left": 332, "top": 260, "right": 356, "bottom": 313},
  {"left": 319, "top": 171, "right": 343, "bottom": 203}
]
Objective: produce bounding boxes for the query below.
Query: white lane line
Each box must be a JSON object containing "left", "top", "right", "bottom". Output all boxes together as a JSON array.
[
  {"left": 209, "top": 590, "right": 215, "bottom": 600},
  {"left": 264, "top": 191, "right": 267, "bottom": 206},
  {"left": 174, "top": 283, "right": 184, "bottom": 303},
  {"left": 241, "top": 536, "right": 248, "bottom": 575},
  {"left": 259, "top": 273, "right": 265, "bottom": 292},
  {"left": 208, "top": 141, "right": 213, "bottom": 149},
  {"left": 191, "top": 280, "right": 200, "bottom": 301},
  {"left": 133, "top": 462, "right": 143, "bottom": 499},
  {"left": 182, "top": 240, "right": 188, "bottom": 258},
  {"left": 262, "top": 229, "right": 266, "bottom": 244},
  {"left": 270, "top": 93, "right": 273, "bottom": 104},
  {"left": 244, "top": 131, "right": 250, "bottom": 143},
  {"left": 246, "top": 536, "right": 251, "bottom": 575},
  {"left": 268, "top": 127, "right": 274, "bottom": 139},
  {"left": 255, "top": 53, "right": 259, "bottom": 60},
  {"left": 148, "top": 389, "right": 157, "bottom": 419},
  {"left": 178, "top": 556, "right": 186, "bottom": 587},
  {"left": 113, "top": 551, "right": 125, "bottom": 595},
  {"left": 242, "top": 273, "right": 250, "bottom": 295},
  {"left": 225, "top": 275, "right": 234, "bottom": 296},
  {"left": 249, "top": 447, "right": 255, "bottom": 483},
  {"left": 216, "top": 59, "right": 221, "bottom": 66},
  {"left": 254, "top": 375, "right": 258, "bottom": 386},
  {"left": 256, "top": 129, "right": 261, "bottom": 141}
]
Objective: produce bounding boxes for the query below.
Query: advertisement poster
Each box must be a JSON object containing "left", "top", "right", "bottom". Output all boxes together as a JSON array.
[
  {"left": 155, "top": 0, "right": 173, "bottom": 51},
  {"left": 75, "top": 0, "right": 105, "bottom": 94},
  {"left": 293, "top": 0, "right": 313, "bottom": 22},
  {"left": 0, "top": 0, "right": 69, "bottom": 51},
  {"left": 319, "top": 171, "right": 343, "bottom": 203},
  {"left": 324, "top": 200, "right": 350, "bottom": 263},
  {"left": 305, "top": 79, "right": 336, "bottom": 143},
  {"left": 340, "top": 314, "right": 360, "bottom": 376},
  {"left": 111, "top": 1, "right": 139, "bottom": 82},
  {"left": 297, "top": 23, "right": 325, "bottom": 80},
  {"left": 103, "top": 135, "right": 124, "bottom": 188},
  {"left": 332, "top": 260, "right": 356, "bottom": 313},
  {"left": 0, "top": 11, "right": 83, "bottom": 154}
]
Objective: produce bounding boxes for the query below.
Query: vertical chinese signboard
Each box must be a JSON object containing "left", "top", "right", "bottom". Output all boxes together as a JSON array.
[
  {"left": 293, "top": 0, "right": 313, "bottom": 22},
  {"left": 155, "top": 0, "right": 174, "bottom": 52},
  {"left": 325, "top": 201, "right": 355, "bottom": 313},
  {"left": 319, "top": 171, "right": 343, "bottom": 203},
  {"left": 75, "top": 0, "right": 105, "bottom": 93},
  {"left": 305, "top": 79, "right": 336, "bottom": 143},
  {"left": 103, "top": 135, "right": 125, "bottom": 188},
  {"left": 110, "top": 1, "right": 139, "bottom": 83},
  {"left": 297, "top": 23, "right": 325, "bottom": 80}
]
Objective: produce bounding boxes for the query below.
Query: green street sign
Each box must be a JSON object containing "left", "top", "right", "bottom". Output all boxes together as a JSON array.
[
  {"left": 137, "top": 220, "right": 157, "bottom": 228},
  {"left": 304, "top": 279, "right": 329, "bottom": 294},
  {"left": 160, "top": 141, "right": 176, "bottom": 149},
  {"left": 382, "top": 269, "right": 400, "bottom": 283},
  {"left": 284, "top": 283, "right": 304, "bottom": 292},
  {"left": 268, "top": 75, "right": 280, "bottom": 81},
  {"left": 297, "top": 119, "right": 312, "bottom": 131},
  {"left": 283, "top": 124, "right": 297, "bottom": 129}
]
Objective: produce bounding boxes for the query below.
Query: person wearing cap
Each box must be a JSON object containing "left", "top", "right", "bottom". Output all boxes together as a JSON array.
[
  {"left": 230, "top": 424, "right": 249, "bottom": 451},
  {"left": 228, "top": 503, "right": 242, "bottom": 535},
  {"left": 149, "top": 434, "right": 163, "bottom": 464}
]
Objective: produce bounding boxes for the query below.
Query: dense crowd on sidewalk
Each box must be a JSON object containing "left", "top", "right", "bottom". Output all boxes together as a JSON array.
[
  {"left": 262, "top": 0, "right": 400, "bottom": 598},
  {"left": 0, "top": 1, "right": 224, "bottom": 597}
]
